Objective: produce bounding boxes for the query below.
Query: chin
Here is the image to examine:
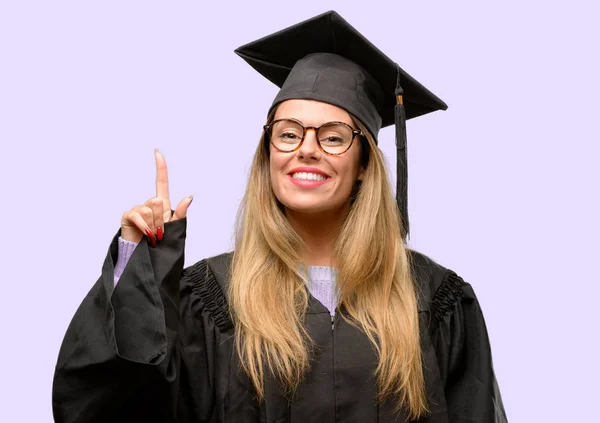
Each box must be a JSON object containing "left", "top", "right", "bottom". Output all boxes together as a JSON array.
[
  {"left": 279, "top": 196, "right": 347, "bottom": 216},
  {"left": 285, "top": 203, "right": 328, "bottom": 214}
]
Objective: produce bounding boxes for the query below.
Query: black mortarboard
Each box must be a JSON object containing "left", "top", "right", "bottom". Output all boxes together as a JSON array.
[{"left": 235, "top": 10, "right": 447, "bottom": 240}]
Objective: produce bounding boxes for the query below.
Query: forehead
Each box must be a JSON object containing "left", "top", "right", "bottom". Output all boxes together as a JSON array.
[{"left": 274, "top": 99, "right": 353, "bottom": 126}]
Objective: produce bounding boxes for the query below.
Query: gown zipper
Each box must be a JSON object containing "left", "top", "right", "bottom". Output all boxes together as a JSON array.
[{"left": 331, "top": 310, "right": 337, "bottom": 421}]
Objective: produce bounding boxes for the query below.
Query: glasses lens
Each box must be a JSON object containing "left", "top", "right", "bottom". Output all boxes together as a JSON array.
[
  {"left": 318, "top": 123, "right": 353, "bottom": 154},
  {"left": 270, "top": 120, "right": 304, "bottom": 152}
]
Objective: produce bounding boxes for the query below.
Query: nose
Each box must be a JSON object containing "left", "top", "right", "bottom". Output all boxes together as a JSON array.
[{"left": 297, "top": 128, "right": 322, "bottom": 160}]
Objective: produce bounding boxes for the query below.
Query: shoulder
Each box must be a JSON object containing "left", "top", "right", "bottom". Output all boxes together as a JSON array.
[
  {"left": 181, "top": 249, "right": 473, "bottom": 326},
  {"left": 180, "top": 251, "right": 234, "bottom": 331},
  {"left": 182, "top": 251, "right": 233, "bottom": 288},
  {"left": 408, "top": 249, "right": 473, "bottom": 322}
]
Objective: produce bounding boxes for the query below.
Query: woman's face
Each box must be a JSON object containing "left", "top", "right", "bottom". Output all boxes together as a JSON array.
[{"left": 269, "top": 99, "right": 364, "bottom": 216}]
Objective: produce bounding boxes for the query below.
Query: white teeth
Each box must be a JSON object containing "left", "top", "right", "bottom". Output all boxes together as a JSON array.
[{"left": 291, "top": 172, "right": 327, "bottom": 181}]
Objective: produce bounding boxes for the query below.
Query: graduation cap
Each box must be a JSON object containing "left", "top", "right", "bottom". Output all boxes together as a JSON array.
[{"left": 235, "top": 10, "right": 447, "bottom": 240}]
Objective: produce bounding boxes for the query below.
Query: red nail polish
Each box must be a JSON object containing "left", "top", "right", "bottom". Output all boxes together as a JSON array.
[
  {"left": 144, "top": 228, "right": 156, "bottom": 247},
  {"left": 157, "top": 227, "right": 163, "bottom": 241}
]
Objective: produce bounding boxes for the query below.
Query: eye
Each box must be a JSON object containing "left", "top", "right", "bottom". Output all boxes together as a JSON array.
[
  {"left": 280, "top": 132, "right": 300, "bottom": 139},
  {"left": 320, "top": 136, "right": 345, "bottom": 145},
  {"left": 278, "top": 131, "right": 301, "bottom": 142}
]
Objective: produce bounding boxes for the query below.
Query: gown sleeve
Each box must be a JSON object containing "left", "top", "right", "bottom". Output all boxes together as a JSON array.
[
  {"left": 431, "top": 271, "right": 508, "bottom": 423},
  {"left": 52, "top": 218, "right": 219, "bottom": 423}
]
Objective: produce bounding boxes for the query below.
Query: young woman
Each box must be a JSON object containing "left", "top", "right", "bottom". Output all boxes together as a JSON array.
[{"left": 52, "top": 11, "right": 507, "bottom": 423}]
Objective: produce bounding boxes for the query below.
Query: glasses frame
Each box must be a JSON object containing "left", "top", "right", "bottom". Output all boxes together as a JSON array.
[{"left": 263, "top": 118, "right": 363, "bottom": 156}]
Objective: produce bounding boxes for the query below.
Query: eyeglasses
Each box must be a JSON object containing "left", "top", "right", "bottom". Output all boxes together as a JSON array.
[{"left": 263, "top": 118, "right": 363, "bottom": 155}]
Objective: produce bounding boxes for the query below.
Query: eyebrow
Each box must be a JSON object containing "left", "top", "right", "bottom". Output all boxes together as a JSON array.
[{"left": 276, "top": 117, "right": 356, "bottom": 127}]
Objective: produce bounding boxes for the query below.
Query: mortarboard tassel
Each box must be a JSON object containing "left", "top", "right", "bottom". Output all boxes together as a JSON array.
[{"left": 395, "top": 67, "right": 409, "bottom": 241}]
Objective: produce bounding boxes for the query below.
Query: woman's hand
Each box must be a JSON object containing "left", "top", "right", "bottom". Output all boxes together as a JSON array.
[{"left": 120, "top": 149, "right": 193, "bottom": 246}]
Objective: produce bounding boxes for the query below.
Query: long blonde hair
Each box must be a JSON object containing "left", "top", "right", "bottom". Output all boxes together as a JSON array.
[{"left": 229, "top": 115, "right": 428, "bottom": 419}]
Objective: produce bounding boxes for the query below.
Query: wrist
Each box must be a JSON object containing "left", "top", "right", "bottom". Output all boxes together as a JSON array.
[{"left": 121, "top": 228, "right": 143, "bottom": 243}]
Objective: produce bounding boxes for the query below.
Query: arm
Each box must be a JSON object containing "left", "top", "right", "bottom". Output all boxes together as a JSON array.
[
  {"left": 52, "top": 218, "right": 217, "bottom": 422},
  {"left": 113, "top": 237, "right": 138, "bottom": 285},
  {"left": 432, "top": 271, "right": 508, "bottom": 423}
]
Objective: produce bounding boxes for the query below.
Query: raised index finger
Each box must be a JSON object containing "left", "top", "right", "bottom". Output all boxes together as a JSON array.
[{"left": 155, "top": 148, "right": 170, "bottom": 201}]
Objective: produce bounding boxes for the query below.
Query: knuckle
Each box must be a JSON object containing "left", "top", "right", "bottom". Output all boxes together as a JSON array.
[{"left": 139, "top": 206, "right": 153, "bottom": 219}]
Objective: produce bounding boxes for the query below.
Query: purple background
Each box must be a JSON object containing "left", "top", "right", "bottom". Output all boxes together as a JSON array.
[{"left": 1, "top": 1, "right": 598, "bottom": 421}]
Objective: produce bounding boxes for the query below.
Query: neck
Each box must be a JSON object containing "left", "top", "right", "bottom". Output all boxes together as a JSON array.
[{"left": 286, "top": 205, "right": 349, "bottom": 267}]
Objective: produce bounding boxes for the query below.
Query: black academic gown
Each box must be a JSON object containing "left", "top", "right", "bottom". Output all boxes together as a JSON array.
[{"left": 52, "top": 218, "right": 507, "bottom": 422}]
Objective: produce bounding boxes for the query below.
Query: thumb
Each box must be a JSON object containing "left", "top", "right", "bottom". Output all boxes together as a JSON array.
[{"left": 172, "top": 195, "right": 194, "bottom": 221}]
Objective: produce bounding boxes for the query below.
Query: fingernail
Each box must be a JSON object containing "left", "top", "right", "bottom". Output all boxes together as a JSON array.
[
  {"left": 144, "top": 228, "right": 156, "bottom": 247},
  {"left": 157, "top": 226, "right": 163, "bottom": 241},
  {"left": 154, "top": 148, "right": 161, "bottom": 154},
  {"left": 189, "top": 194, "right": 194, "bottom": 205}
]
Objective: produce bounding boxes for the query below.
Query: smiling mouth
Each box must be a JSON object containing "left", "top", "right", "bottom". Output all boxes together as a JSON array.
[{"left": 290, "top": 172, "right": 329, "bottom": 181}]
